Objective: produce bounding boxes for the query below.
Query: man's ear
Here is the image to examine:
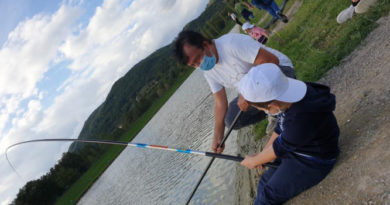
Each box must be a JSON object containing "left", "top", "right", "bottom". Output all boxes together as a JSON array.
[{"left": 202, "top": 41, "right": 209, "bottom": 49}]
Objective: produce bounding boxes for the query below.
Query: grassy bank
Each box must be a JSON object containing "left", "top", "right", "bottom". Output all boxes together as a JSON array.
[
  {"left": 269, "top": 0, "right": 390, "bottom": 81},
  {"left": 55, "top": 68, "right": 193, "bottom": 205},
  {"left": 254, "top": 0, "right": 390, "bottom": 139}
]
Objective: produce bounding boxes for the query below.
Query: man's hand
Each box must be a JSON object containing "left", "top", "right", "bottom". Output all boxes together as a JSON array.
[
  {"left": 238, "top": 95, "right": 250, "bottom": 111},
  {"left": 211, "top": 137, "right": 225, "bottom": 154},
  {"left": 241, "top": 154, "right": 263, "bottom": 169}
]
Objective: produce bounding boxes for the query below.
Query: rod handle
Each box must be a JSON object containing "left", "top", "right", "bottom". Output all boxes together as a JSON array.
[
  {"left": 205, "top": 152, "right": 279, "bottom": 168},
  {"left": 205, "top": 152, "right": 244, "bottom": 162}
]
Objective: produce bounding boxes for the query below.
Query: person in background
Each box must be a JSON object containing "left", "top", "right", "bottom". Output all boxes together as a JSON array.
[
  {"left": 173, "top": 30, "right": 295, "bottom": 154},
  {"left": 336, "top": 0, "right": 378, "bottom": 24},
  {"left": 228, "top": 12, "right": 243, "bottom": 26},
  {"left": 242, "top": 22, "right": 269, "bottom": 44},
  {"left": 250, "top": 0, "right": 288, "bottom": 23},
  {"left": 238, "top": 63, "right": 339, "bottom": 204},
  {"left": 234, "top": 0, "right": 256, "bottom": 22}
]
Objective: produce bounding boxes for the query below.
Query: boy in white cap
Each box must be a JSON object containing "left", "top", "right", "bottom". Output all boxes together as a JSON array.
[{"left": 238, "top": 63, "right": 339, "bottom": 204}]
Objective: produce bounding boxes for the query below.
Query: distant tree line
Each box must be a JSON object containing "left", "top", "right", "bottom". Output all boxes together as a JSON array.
[{"left": 11, "top": 148, "right": 99, "bottom": 205}]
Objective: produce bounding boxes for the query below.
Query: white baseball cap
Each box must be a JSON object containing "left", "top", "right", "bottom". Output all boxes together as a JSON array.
[
  {"left": 237, "top": 63, "right": 307, "bottom": 103},
  {"left": 242, "top": 22, "right": 254, "bottom": 31}
]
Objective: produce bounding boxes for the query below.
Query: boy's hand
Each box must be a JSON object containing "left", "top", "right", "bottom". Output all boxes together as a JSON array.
[{"left": 241, "top": 154, "right": 263, "bottom": 169}]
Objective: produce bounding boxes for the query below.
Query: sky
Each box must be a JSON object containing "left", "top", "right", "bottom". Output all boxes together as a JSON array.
[{"left": 0, "top": 0, "right": 209, "bottom": 203}]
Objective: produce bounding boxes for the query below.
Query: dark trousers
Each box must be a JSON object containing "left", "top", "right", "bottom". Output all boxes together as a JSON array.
[
  {"left": 224, "top": 66, "right": 295, "bottom": 129},
  {"left": 255, "top": 153, "right": 335, "bottom": 205},
  {"left": 251, "top": 0, "right": 281, "bottom": 19},
  {"left": 258, "top": 36, "right": 268, "bottom": 44},
  {"left": 241, "top": 9, "right": 255, "bottom": 21}
]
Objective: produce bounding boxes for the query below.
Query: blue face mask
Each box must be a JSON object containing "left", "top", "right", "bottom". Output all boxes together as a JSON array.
[{"left": 199, "top": 53, "right": 216, "bottom": 71}]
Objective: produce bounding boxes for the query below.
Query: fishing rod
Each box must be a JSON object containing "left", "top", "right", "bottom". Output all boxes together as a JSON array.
[
  {"left": 185, "top": 110, "right": 243, "bottom": 205},
  {"left": 5, "top": 138, "right": 247, "bottom": 177}
]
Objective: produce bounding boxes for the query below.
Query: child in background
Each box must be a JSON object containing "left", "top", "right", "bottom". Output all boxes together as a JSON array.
[{"left": 242, "top": 22, "right": 269, "bottom": 44}]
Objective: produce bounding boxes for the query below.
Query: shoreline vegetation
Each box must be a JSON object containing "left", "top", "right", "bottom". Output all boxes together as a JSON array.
[{"left": 11, "top": 0, "right": 390, "bottom": 204}]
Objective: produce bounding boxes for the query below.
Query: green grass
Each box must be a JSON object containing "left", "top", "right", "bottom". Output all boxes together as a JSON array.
[
  {"left": 55, "top": 69, "right": 193, "bottom": 205},
  {"left": 252, "top": 0, "right": 390, "bottom": 139},
  {"left": 267, "top": 0, "right": 390, "bottom": 82},
  {"left": 253, "top": 119, "right": 268, "bottom": 140}
]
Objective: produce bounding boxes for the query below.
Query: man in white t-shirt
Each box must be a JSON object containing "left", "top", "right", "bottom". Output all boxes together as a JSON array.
[{"left": 173, "top": 30, "right": 295, "bottom": 154}]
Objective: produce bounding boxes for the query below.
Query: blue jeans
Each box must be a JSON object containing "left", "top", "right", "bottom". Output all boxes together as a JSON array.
[
  {"left": 251, "top": 0, "right": 281, "bottom": 19},
  {"left": 255, "top": 153, "right": 335, "bottom": 205}
]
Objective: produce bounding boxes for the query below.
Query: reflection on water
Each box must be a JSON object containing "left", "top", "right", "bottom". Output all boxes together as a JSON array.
[{"left": 78, "top": 70, "right": 239, "bottom": 205}]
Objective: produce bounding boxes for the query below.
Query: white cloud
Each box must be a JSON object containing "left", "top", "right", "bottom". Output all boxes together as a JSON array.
[
  {"left": 0, "top": 0, "right": 209, "bottom": 203},
  {"left": 0, "top": 6, "right": 82, "bottom": 97}
]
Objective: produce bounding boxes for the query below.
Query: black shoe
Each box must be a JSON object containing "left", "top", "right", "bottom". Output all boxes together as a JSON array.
[{"left": 277, "top": 12, "right": 288, "bottom": 23}]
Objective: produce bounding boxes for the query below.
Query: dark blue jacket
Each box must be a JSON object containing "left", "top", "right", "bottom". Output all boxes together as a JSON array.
[{"left": 273, "top": 82, "right": 340, "bottom": 160}]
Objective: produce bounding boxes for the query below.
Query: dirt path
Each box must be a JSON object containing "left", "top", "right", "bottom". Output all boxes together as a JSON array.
[{"left": 235, "top": 13, "right": 390, "bottom": 205}]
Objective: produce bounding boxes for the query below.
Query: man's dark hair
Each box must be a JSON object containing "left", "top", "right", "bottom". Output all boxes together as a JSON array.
[{"left": 173, "top": 30, "right": 212, "bottom": 65}]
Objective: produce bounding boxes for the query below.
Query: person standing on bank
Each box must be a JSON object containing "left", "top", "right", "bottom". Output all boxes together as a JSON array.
[
  {"left": 234, "top": 0, "right": 256, "bottom": 22},
  {"left": 173, "top": 30, "right": 295, "bottom": 154},
  {"left": 251, "top": 0, "right": 289, "bottom": 23},
  {"left": 238, "top": 63, "right": 339, "bottom": 204}
]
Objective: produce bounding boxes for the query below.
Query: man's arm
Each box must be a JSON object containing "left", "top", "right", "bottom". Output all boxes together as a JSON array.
[
  {"left": 212, "top": 88, "right": 228, "bottom": 154},
  {"left": 253, "top": 48, "right": 279, "bottom": 65}
]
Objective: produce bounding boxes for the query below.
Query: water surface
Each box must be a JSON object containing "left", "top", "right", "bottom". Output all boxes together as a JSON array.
[{"left": 78, "top": 70, "right": 239, "bottom": 205}]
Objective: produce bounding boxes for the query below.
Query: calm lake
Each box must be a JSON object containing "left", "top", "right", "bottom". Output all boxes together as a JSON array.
[{"left": 78, "top": 69, "right": 240, "bottom": 205}]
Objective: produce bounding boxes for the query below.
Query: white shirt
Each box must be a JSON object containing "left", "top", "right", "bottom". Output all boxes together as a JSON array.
[{"left": 203, "top": 33, "right": 293, "bottom": 93}]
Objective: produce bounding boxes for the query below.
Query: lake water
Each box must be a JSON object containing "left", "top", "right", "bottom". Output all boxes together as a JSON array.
[{"left": 77, "top": 69, "right": 240, "bottom": 205}]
